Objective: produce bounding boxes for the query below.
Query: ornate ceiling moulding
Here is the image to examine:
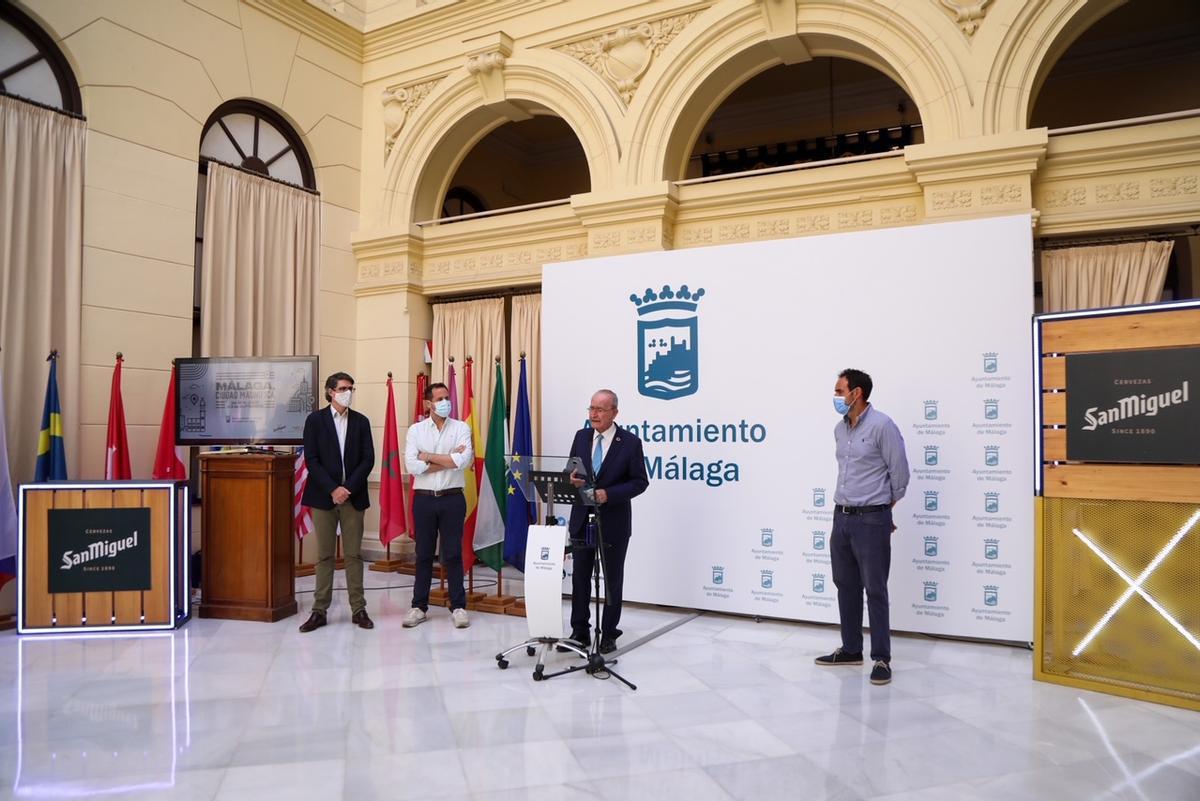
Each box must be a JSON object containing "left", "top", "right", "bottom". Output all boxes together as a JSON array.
[
  {"left": 554, "top": 11, "right": 701, "bottom": 105},
  {"left": 938, "top": 0, "right": 993, "bottom": 38},
  {"left": 381, "top": 76, "right": 446, "bottom": 160}
]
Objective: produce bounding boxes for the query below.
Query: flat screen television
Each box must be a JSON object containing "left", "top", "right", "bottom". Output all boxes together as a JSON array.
[{"left": 175, "top": 356, "right": 318, "bottom": 446}]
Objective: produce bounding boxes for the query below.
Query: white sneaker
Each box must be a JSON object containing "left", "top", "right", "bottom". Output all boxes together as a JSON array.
[
  {"left": 451, "top": 608, "right": 470, "bottom": 629},
  {"left": 402, "top": 608, "right": 427, "bottom": 628}
]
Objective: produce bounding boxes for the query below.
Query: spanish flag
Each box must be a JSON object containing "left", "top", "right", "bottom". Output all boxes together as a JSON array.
[{"left": 35, "top": 353, "right": 67, "bottom": 481}]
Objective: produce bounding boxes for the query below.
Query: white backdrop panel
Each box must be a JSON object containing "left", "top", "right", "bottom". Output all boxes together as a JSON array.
[{"left": 543, "top": 214, "right": 1033, "bottom": 641}]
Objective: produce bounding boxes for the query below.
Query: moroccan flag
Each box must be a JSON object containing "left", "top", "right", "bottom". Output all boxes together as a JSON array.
[
  {"left": 151, "top": 365, "right": 187, "bottom": 480},
  {"left": 474, "top": 361, "right": 507, "bottom": 570},
  {"left": 503, "top": 357, "right": 536, "bottom": 570},
  {"left": 104, "top": 355, "right": 132, "bottom": 480},
  {"left": 0, "top": 365, "right": 18, "bottom": 590},
  {"left": 461, "top": 359, "right": 483, "bottom": 570},
  {"left": 404, "top": 372, "right": 427, "bottom": 540},
  {"left": 35, "top": 353, "right": 67, "bottom": 481},
  {"left": 378, "top": 374, "right": 406, "bottom": 545}
]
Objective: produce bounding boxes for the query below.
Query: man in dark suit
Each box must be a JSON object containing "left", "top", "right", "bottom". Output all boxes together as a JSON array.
[
  {"left": 566, "top": 389, "right": 649, "bottom": 654},
  {"left": 298, "top": 371, "right": 376, "bottom": 632}
]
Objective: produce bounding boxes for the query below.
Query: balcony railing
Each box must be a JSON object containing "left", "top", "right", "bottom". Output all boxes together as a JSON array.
[{"left": 692, "top": 123, "right": 920, "bottom": 178}]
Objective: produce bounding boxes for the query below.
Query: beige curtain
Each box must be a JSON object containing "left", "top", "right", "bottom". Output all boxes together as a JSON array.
[
  {"left": 431, "top": 298, "right": 504, "bottom": 444},
  {"left": 200, "top": 162, "right": 320, "bottom": 357},
  {"left": 0, "top": 96, "right": 84, "bottom": 485},
  {"left": 510, "top": 294, "right": 542, "bottom": 453},
  {"left": 1042, "top": 241, "right": 1174, "bottom": 312}
]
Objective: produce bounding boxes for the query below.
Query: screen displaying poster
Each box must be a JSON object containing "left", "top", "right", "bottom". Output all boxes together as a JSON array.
[{"left": 175, "top": 356, "right": 317, "bottom": 446}]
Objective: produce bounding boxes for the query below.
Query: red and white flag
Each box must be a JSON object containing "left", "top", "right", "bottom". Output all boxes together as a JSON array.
[
  {"left": 404, "top": 373, "right": 427, "bottom": 539},
  {"left": 294, "top": 447, "right": 313, "bottom": 539},
  {"left": 378, "top": 375, "right": 406, "bottom": 545},
  {"left": 151, "top": 364, "right": 187, "bottom": 480},
  {"left": 104, "top": 355, "right": 132, "bottom": 480}
]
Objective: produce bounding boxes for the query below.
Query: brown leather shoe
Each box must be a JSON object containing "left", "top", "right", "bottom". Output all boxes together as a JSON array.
[
  {"left": 352, "top": 609, "right": 374, "bottom": 629},
  {"left": 298, "top": 611, "right": 326, "bottom": 633}
]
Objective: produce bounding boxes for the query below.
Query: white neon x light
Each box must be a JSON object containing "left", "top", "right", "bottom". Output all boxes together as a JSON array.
[{"left": 1072, "top": 508, "right": 1200, "bottom": 657}]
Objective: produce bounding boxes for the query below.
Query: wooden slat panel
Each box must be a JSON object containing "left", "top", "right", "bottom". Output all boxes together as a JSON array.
[
  {"left": 113, "top": 489, "right": 144, "bottom": 625},
  {"left": 1043, "top": 392, "right": 1066, "bottom": 425},
  {"left": 22, "top": 489, "right": 54, "bottom": 628},
  {"left": 143, "top": 487, "right": 171, "bottom": 624},
  {"left": 1044, "top": 464, "right": 1200, "bottom": 503},
  {"left": 83, "top": 490, "right": 115, "bottom": 626},
  {"left": 53, "top": 490, "right": 85, "bottom": 627},
  {"left": 1042, "top": 308, "right": 1200, "bottom": 354},
  {"left": 1041, "top": 356, "right": 1065, "bottom": 389},
  {"left": 1043, "top": 428, "right": 1066, "bottom": 461}
]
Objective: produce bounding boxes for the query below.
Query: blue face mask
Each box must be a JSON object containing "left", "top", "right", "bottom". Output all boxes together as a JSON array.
[
  {"left": 833, "top": 395, "right": 851, "bottom": 415},
  {"left": 433, "top": 399, "right": 452, "bottom": 418}
]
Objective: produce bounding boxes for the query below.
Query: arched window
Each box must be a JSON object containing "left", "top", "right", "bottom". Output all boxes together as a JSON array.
[
  {"left": 0, "top": 3, "right": 82, "bottom": 114},
  {"left": 442, "top": 186, "right": 487, "bottom": 218},
  {"left": 199, "top": 100, "right": 315, "bottom": 189}
]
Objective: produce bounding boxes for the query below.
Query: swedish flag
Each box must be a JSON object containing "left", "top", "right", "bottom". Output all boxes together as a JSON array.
[{"left": 35, "top": 354, "right": 67, "bottom": 481}]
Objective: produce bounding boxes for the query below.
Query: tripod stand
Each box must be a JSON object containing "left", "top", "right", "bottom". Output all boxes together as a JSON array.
[{"left": 538, "top": 481, "right": 636, "bottom": 690}]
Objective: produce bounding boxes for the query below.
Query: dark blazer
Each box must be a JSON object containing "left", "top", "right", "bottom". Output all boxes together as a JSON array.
[
  {"left": 567, "top": 425, "right": 649, "bottom": 540},
  {"left": 301, "top": 405, "right": 375, "bottom": 511}
]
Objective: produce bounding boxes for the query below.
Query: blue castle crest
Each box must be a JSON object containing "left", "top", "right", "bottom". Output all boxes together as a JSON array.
[
  {"left": 984, "top": 492, "right": 1000, "bottom": 514},
  {"left": 985, "top": 445, "right": 999, "bottom": 467},
  {"left": 812, "top": 530, "right": 826, "bottom": 550},
  {"left": 924, "top": 491, "right": 939, "bottom": 512},
  {"left": 760, "top": 570, "right": 774, "bottom": 589},
  {"left": 984, "top": 398, "right": 999, "bottom": 420},
  {"left": 812, "top": 573, "right": 825, "bottom": 593},
  {"left": 983, "top": 352, "right": 998, "bottom": 374},
  {"left": 924, "top": 581, "right": 938, "bottom": 602},
  {"left": 761, "top": 528, "right": 774, "bottom": 547},
  {"left": 712, "top": 565, "right": 724, "bottom": 585},
  {"left": 924, "top": 400, "right": 938, "bottom": 420},
  {"left": 984, "top": 539, "right": 999, "bottom": 560},
  {"left": 984, "top": 585, "right": 999, "bottom": 606},
  {"left": 631, "top": 285, "right": 704, "bottom": 400},
  {"left": 812, "top": 487, "right": 826, "bottom": 507},
  {"left": 924, "top": 536, "right": 938, "bottom": 557},
  {"left": 540, "top": 546, "right": 551, "bottom": 561},
  {"left": 924, "top": 445, "right": 939, "bottom": 466}
]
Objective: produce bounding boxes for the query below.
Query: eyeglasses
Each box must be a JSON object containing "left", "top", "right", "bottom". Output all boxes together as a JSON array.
[
  {"left": 586, "top": 406, "right": 614, "bottom": 413},
  {"left": 334, "top": 386, "right": 356, "bottom": 393}
]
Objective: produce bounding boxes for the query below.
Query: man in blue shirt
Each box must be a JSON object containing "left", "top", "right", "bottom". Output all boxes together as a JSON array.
[{"left": 815, "top": 368, "right": 910, "bottom": 685}]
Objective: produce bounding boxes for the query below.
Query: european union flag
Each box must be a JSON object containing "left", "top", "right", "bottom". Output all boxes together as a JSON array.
[
  {"left": 35, "top": 354, "right": 68, "bottom": 481},
  {"left": 503, "top": 357, "right": 535, "bottom": 570}
]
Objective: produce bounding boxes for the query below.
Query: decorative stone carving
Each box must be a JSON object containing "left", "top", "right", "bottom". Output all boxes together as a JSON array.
[
  {"left": 1041, "top": 187, "right": 1086, "bottom": 208},
  {"left": 555, "top": 12, "right": 699, "bottom": 104},
  {"left": 466, "top": 51, "right": 507, "bottom": 76},
  {"left": 680, "top": 227, "right": 714, "bottom": 246},
  {"left": 1095, "top": 182, "right": 1140, "bottom": 203},
  {"left": 795, "top": 214, "right": 831, "bottom": 233},
  {"left": 1149, "top": 176, "right": 1198, "bottom": 198},
  {"left": 980, "top": 183, "right": 1023, "bottom": 206},
  {"left": 718, "top": 222, "right": 750, "bottom": 241},
  {"left": 838, "top": 210, "right": 873, "bottom": 229},
  {"left": 931, "top": 189, "right": 973, "bottom": 210},
  {"left": 938, "top": 0, "right": 993, "bottom": 37},
  {"left": 757, "top": 218, "right": 791, "bottom": 237},
  {"left": 880, "top": 205, "right": 918, "bottom": 224},
  {"left": 382, "top": 78, "right": 443, "bottom": 159}
]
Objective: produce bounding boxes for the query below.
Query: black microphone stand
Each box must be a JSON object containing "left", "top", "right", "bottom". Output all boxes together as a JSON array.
[{"left": 540, "top": 478, "right": 636, "bottom": 690}]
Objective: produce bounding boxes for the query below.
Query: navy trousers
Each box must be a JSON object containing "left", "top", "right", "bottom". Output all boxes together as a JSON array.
[
  {"left": 411, "top": 493, "right": 467, "bottom": 611},
  {"left": 830, "top": 508, "right": 893, "bottom": 662}
]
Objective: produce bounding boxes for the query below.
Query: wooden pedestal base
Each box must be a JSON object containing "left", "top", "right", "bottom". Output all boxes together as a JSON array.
[
  {"left": 200, "top": 598, "right": 297, "bottom": 623},
  {"left": 505, "top": 599, "right": 527, "bottom": 617},
  {"left": 474, "top": 594, "right": 517, "bottom": 613}
]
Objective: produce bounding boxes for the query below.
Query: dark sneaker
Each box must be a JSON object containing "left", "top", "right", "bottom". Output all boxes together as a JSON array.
[
  {"left": 814, "top": 647, "right": 863, "bottom": 666},
  {"left": 870, "top": 660, "right": 892, "bottom": 685},
  {"left": 557, "top": 629, "right": 590, "bottom": 652},
  {"left": 298, "top": 612, "right": 327, "bottom": 633},
  {"left": 598, "top": 635, "right": 618, "bottom": 655}
]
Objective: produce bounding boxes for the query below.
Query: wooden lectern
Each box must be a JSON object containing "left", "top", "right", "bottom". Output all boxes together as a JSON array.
[{"left": 199, "top": 452, "right": 297, "bottom": 622}]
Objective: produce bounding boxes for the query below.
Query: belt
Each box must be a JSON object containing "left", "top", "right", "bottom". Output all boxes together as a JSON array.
[
  {"left": 835, "top": 503, "right": 890, "bottom": 515},
  {"left": 413, "top": 487, "right": 463, "bottom": 497}
]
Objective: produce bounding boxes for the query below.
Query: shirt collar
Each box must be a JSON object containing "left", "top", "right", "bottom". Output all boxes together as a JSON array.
[{"left": 331, "top": 405, "right": 349, "bottom": 420}]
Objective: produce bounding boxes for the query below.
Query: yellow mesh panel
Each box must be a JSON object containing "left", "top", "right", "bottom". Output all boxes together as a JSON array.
[{"left": 1041, "top": 497, "right": 1200, "bottom": 707}]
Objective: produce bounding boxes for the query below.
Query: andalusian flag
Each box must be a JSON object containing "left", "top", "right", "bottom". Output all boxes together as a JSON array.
[
  {"left": 461, "top": 359, "right": 482, "bottom": 570},
  {"left": 35, "top": 354, "right": 67, "bottom": 481},
  {"left": 473, "top": 360, "right": 507, "bottom": 570}
]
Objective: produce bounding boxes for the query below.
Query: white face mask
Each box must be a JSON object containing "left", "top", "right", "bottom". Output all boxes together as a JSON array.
[{"left": 333, "top": 389, "right": 353, "bottom": 408}]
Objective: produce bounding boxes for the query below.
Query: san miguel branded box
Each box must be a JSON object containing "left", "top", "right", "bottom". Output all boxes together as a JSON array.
[{"left": 1065, "top": 346, "right": 1199, "bottom": 464}]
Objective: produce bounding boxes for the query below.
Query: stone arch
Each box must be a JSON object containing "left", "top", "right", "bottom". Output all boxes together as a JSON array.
[
  {"left": 383, "top": 52, "right": 622, "bottom": 227},
  {"left": 626, "top": 0, "right": 969, "bottom": 184},
  {"left": 981, "top": 0, "right": 1126, "bottom": 134}
]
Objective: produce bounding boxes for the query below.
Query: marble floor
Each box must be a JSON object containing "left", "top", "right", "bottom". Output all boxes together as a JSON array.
[{"left": 1, "top": 570, "right": 1197, "bottom": 801}]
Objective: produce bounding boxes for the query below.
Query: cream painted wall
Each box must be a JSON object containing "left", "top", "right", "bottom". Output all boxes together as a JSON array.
[{"left": 18, "top": 0, "right": 363, "bottom": 480}]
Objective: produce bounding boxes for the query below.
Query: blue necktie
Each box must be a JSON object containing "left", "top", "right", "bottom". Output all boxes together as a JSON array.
[{"left": 592, "top": 434, "right": 603, "bottom": 476}]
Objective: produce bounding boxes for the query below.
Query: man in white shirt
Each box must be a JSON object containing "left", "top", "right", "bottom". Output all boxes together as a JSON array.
[{"left": 403, "top": 381, "right": 474, "bottom": 628}]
